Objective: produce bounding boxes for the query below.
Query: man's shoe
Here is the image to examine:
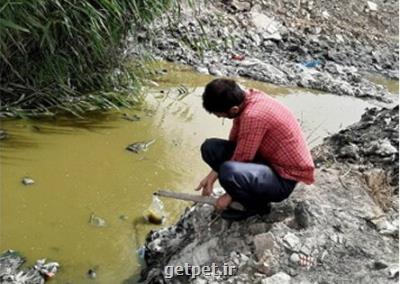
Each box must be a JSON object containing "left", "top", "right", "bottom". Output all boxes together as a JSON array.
[
  {"left": 257, "top": 203, "right": 272, "bottom": 216},
  {"left": 221, "top": 203, "right": 272, "bottom": 221},
  {"left": 221, "top": 209, "right": 257, "bottom": 221}
]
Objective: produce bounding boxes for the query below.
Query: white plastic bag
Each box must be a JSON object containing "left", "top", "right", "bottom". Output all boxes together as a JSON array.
[{"left": 143, "top": 195, "right": 165, "bottom": 224}]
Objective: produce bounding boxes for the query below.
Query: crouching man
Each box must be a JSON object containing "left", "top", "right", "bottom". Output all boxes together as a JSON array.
[{"left": 195, "top": 79, "right": 315, "bottom": 221}]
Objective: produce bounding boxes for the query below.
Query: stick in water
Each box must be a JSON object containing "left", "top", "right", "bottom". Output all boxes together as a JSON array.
[{"left": 154, "top": 190, "right": 245, "bottom": 211}]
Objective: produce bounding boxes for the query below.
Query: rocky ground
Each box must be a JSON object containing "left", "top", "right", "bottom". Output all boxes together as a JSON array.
[
  {"left": 129, "top": 0, "right": 398, "bottom": 103},
  {"left": 137, "top": 2, "right": 399, "bottom": 283},
  {"left": 0, "top": 251, "right": 59, "bottom": 284},
  {"left": 140, "top": 105, "right": 399, "bottom": 283}
]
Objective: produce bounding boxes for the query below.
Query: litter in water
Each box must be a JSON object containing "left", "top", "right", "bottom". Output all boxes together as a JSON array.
[{"left": 143, "top": 195, "right": 165, "bottom": 225}]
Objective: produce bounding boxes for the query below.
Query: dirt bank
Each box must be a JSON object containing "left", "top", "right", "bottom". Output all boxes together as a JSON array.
[
  {"left": 129, "top": 0, "right": 398, "bottom": 103},
  {"left": 140, "top": 105, "right": 399, "bottom": 283}
]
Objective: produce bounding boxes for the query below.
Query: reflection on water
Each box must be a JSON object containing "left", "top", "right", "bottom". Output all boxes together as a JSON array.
[{"left": 0, "top": 62, "right": 376, "bottom": 283}]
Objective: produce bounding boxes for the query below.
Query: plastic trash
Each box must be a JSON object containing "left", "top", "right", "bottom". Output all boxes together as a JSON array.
[
  {"left": 143, "top": 195, "right": 165, "bottom": 224},
  {"left": 137, "top": 246, "right": 145, "bottom": 259},
  {"left": 303, "top": 60, "right": 321, "bottom": 68},
  {"left": 34, "top": 258, "right": 60, "bottom": 279},
  {"left": 89, "top": 213, "right": 107, "bottom": 227}
]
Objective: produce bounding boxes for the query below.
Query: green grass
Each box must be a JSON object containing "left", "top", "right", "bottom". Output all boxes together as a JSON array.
[{"left": 0, "top": 0, "right": 177, "bottom": 118}]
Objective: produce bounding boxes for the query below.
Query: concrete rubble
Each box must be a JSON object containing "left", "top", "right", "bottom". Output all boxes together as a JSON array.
[{"left": 129, "top": 0, "right": 398, "bottom": 103}]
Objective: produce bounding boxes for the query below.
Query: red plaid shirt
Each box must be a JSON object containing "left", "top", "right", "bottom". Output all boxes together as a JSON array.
[{"left": 229, "top": 89, "right": 315, "bottom": 184}]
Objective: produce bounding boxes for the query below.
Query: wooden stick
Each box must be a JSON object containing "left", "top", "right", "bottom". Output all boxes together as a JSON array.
[{"left": 154, "top": 190, "right": 245, "bottom": 211}]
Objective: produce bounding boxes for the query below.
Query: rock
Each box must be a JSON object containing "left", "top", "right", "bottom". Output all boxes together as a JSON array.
[
  {"left": 294, "top": 201, "right": 310, "bottom": 229},
  {"left": 282, "top": 233, "right": 300, "bottom": 251},
  {"left": 322, "top": 10, "right": 330, "bottom": 18},
  {"left": 0, "top": 250, "right": 25, "bottom": 277},
  {"left": 388, "top": 267, "right": 399, "bottom": 279},
  {"left": 338, "top": 143, "right": 359, "bottom": 159},
  {"left": 21, "top": 177, "right": 35, "bottom": 186},
  {"left": 193, "top": 278, "right": 208, "bottom": 284},
  {"left": 208, "top": 66, "right": 223, "bottom": 76},
  {"left": 167, "top": 237, "right": 219, "bottom": 268},
  {"left": 249, "top": 223, "right": 271, "bottom": 235},
  {"left": 230, "top": 0, "right": 251, "bottom": 12},
  {"left": 289, "top": 253, "right": 300, "bottom": 264},
  {"left": 251, "top": 12, "right": 280, "bottom": 35},
  {"left": 373, "top": 260, "right": 388, "bottom": 270},
  {"left": 253, "top": 233, "right": 277, "bottom": 260},
  {"left": 255, "top": 250, "right": 279, "bottom": 276},
  {"left": 367, "top": 1, "right": 378, "bottom": 11},
  {"left": 374, "top": 139, "right": 397, "bottom": 156},
  {"left": 262, "top": 32, "right": 282, "bottom": 41},
  {"left": 195, "top": 66, "right": 209, "bottom": 74},
  {"left": 261, "top": 272, "right": 291, "bottom": 284},
  {"left": 375, "top": 219, "right": 397, "bottom": 236}
]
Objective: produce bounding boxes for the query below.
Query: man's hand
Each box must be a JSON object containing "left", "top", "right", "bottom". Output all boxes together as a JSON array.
[
  {"left": 215, "top": 193, "right": 232, "bottom": 210},
  {"left": 195, "top": 170, "right": 218, "bottom": 196}
]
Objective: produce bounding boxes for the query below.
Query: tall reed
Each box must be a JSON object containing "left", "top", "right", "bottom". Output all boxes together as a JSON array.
[{"left": 0, "top": 0, "right": 176, "bottom": 117}]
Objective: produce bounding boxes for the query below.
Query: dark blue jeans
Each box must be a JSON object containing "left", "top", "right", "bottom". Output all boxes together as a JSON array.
[{"left": 201, "top": 138, "right": 297, "bottom": 211}]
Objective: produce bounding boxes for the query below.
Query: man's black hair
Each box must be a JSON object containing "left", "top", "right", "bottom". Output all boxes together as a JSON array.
[{"left": 202, "top": 79, "right": 245, "bottom": 113}]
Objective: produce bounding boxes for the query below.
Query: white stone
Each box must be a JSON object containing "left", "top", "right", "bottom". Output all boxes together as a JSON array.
[
  {"left": 336, "top": 34, "right": 345, "bottom": 43},
  {"left": 208, "top": 66, "right": 223, "bottom": 77},
  {"left": 283, "top": 232, "right": 300, "bottom": 251},
  {"left": 195, "top": 66, "right": 209, "bottom": 74},
  {"left": 263, "top": 32, "right": 282, "bottom": 41},
  {"left": 261, "top": 272, "right": 291, "bottom": 284},
  {"left": 322, "top": 10, "right": 330, "bottom": 18},
  {"left": 377, "top": 139, "right": 397, "bottom": 155},
  {"left": 240, "top": 253, "right": 249, "bottom": 263},
  {"left": 251, "top": 12, "right": 280, "bottom": 34},
  {"left": 289, "top": 253, "right": 300, "bottom": 264},
  {"left": 193, "top": 278, "right": 208, "bottom": 284},
  {"left": 367, "top": 1, "right": 378, "bottom": 11}
]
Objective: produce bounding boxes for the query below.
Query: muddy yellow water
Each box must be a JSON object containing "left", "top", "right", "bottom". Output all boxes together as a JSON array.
[
  {"left": 366, "top": 73, "right": 399, "bottom": 95},
  {"left": 0, "top": 62, "right": 379, "bottom": 283}
]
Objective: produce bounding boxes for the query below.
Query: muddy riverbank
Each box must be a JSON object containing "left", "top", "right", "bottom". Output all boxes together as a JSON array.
[
  {"left": 140, "top": 105, "right": 399, "bottom": 283},
  {"left": 2, "top": 63, "right": 383, "bottom": 283},
  {"left": 135, "top": 5, "right": 399, "bottom": 281},
  {"left": 130, "top": 0, "right": 398, "bottom": 103}
]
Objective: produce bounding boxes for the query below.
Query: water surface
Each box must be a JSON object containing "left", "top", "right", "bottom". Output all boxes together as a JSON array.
[{"left": 0, "top": 62, "right": 377, "bottom": 283}]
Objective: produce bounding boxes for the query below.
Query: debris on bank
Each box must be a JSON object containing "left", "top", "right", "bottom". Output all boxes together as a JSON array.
[
  {"left": 0, "top": 250, "right": 59, "bottom": 284},
  {"left": 140, "top": 106, "right": 399, "bottom": 283},
  {"left": 130, "top": 0, "right": 398, "bottom": 103}
]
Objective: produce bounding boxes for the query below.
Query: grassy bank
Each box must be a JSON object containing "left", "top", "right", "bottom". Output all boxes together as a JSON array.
[{"left": 0, "top": 0, "right": 176, "bottom": 118}]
